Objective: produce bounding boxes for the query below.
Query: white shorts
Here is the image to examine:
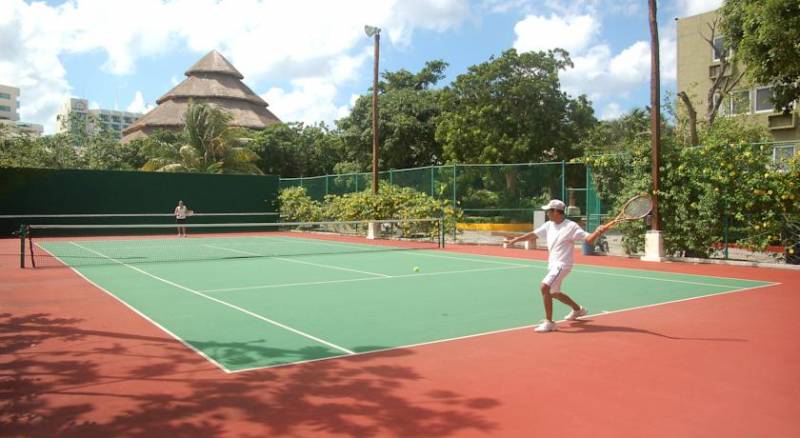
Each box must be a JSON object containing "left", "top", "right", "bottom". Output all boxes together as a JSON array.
[{"left": 541, "top": 265, "right": 572, "bottom": 293}]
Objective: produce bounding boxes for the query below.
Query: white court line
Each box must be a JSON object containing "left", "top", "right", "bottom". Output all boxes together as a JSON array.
[
  {"left": 34, "top": 243, "right": 231, "bottom": 373},
  {"left": 571, "top": 267, "right": 764, "bottom": 288},
  {"left": 69, "top": 242, "right": 356, "bottom": 359},
  {"left": 229, "top": 281, "right": 780, "bottom": 373},
  {"left": 204, "top": 244, "right": 389, "bottom": 278},
  {"left": 261, "top": 235, "right": 772, "bottom": 288},
  {"left": 201, "top": 265, "right": 530, "bottom": 293}
]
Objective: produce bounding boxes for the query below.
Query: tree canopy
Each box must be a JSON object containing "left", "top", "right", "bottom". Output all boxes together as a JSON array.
[
  {"left": 720, "top": 0, "right": 800, "bottom": 110},
  {"left": 435, "top": 49, "right": 595, "bottom": 164},
  {"left": 141, "top": 102, "right": 262, "bottom": 174},
  {"left": 336, "top": 60, "right": 448, "bottom": 171}
]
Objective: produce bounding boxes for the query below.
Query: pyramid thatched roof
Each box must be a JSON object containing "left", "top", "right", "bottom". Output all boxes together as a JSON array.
[{"left": 121, "top": 50, "right": 281, "bottom": 143}]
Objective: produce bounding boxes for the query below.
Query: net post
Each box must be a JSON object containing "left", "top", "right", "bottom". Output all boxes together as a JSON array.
[
  {"left": 27, "top": 225, "right": 35, "bottom": 268},
  {"left": 439, "top": 215, "right": 445, "bottom": 249},
  {"left": 19, "top": 224, "right": 25, "bottom": 268},
  {"left": 452, "top": 164, "right": 458, "bottom": 241},
  {"left": 723, "top": 213, "right": 729, "bottom": 260}
]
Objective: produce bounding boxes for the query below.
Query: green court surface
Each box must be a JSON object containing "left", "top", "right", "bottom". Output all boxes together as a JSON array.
[{"left": 38, "top": 236, "right": 771, "bottom": 372}]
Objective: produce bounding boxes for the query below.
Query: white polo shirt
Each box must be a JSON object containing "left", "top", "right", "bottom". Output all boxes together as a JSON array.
[
  {"left": 533, "top": 219, "right": 589, "bottom": 268},
  {"left": 175, "top": 205, "right": 188, "bottom": 219}
]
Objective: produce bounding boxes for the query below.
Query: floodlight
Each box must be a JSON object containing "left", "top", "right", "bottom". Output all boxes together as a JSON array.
[{"left": 364, "top": 25, "right": 381, "bottom": 37}]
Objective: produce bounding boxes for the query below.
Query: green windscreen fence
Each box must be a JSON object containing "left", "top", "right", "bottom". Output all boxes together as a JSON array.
[
  {"left": 0, "top": 167, "right": 279, "bottom": 235},
  {"left": 280, "top": 162, "right": 607, "bottom": 228}
]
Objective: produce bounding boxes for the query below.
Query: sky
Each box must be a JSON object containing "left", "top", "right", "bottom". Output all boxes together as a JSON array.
[{"left": 1, "top": 0, "right": 725, "bottom": 134}]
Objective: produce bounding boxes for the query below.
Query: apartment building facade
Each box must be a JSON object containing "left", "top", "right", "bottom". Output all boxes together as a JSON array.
[
  {"left": 0, "top": 84, "right": 44, "bottom": 137},
  {"left": 676, "top": 9, "right": 799, "bottom": 159},
  {"left": 57, "top": 98, "right": 142, "bottom": 138},
  {"left": 0, "top": 84, "right": 20, "bottom": 121}
]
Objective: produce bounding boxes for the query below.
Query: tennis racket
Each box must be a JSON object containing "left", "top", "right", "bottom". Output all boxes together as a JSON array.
[{"left": 608, "top": 194, "right": 653, "bottom": 225}]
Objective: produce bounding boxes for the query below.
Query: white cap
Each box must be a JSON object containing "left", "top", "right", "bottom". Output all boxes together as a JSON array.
[{"left": 541, "top": 199, "right": 566, "bottom": 211}]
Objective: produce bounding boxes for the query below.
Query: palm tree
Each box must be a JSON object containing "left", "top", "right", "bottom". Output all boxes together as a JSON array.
[{"left": 142, "top": 102, "right": 263, "bottom": 174}]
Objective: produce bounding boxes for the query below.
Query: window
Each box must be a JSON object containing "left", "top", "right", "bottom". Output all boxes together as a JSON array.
[
  {"left": 773, "top": 144, "right": 797, "bottom": 162},
  {"left": 730, "top": 90, "right": 750, "bottom": 114},
  {"left": 755, "top": 87, "right": 775, "bottom": 112},
  {"left": 111, "top": 115, "right": 121, "bottom": 122},
  {"left": 0, "top": 105, "right": 11, "bottom": 112},
  {"left": 0, "top": 93, "right": 11, "bottom": 99},
  {"left": 712, "top": 36, "right": 727, "bottom": 62}
]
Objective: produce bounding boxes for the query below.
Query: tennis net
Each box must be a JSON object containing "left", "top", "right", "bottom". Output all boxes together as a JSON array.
[{"left": 19, "top": 218, "right": 444, "bottom": 268}]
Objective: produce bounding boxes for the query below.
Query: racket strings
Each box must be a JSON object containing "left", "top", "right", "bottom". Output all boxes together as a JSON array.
[{"left": 623, "top": 197, "right": 653, "bottom": 218}]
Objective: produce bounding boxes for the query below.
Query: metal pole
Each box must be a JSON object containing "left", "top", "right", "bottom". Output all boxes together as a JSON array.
[
  {"left": 649, "top": 0, "right": 661, "bottom": 231},
  {"left": 723, "top": 212, "right": 729, "bottom": 260},
  {"left": 19, "top": 224, "right": 25, "bottom": 268},
  {"left": 371, "top": 33, "right": 380, "bottom": 195}
]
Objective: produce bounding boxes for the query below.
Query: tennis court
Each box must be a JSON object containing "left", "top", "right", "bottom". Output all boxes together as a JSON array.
[
  {"left": 27, "top": 226, "right": 772, "bottom": 372},
  {"left": 4, "top": 228, "right": 799, "bottom": 437}
]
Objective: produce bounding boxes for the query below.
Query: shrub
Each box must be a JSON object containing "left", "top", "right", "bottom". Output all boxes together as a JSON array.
[
  {"left": 279, "top": 182, "right": 462, "bottom": 238},
  {"left": 278, "top": 186, "right": 323, "bottom": 222}
]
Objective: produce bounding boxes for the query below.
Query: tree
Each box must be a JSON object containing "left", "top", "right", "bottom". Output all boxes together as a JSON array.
[
  {"left": 677, "top": 16, "right": 746, "bottom": 145},
  {"left": 436, "top": 49, "right": 595, "bottom": 165},
  {"left": 251, "top": 122, "right": 343, "bottom": 177},
  {"left": 579, "top": 108, "right": 651, "bottom": 155},
  {"left": 336, "top": 60, "right": 448, "bottom": 171},
  {"left": 1, "top": 113, "right": 146, "bottom": 171},
  {"left": 141, "top": 102, "right": 262, "bottom": 174},
  {"left": 721, "top": 0, "right": 800, "bottom": 111}
]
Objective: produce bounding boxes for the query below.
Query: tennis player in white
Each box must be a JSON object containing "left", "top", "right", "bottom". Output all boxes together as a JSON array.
[{"left": 504, "top": 199, "right": 612, "bottom": 332}]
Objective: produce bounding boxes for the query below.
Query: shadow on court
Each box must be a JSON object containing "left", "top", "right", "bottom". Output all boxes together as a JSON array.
[
  {"left": 557, "top": 319, "right": 747, "bottom": 342},
  {"left": 0, "top": 312, "right": 500, "bottom": 437}
]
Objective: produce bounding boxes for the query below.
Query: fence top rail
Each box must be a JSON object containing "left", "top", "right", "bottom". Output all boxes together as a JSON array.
[{"left": 280, "top": 160, "right": 584, "bottom": 182}]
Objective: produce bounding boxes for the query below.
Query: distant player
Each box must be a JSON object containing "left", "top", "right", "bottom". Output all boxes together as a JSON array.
[
  {"left": 174, "top": 200, "right": 191, "bottom": 237},
  {"left": 505, "top": 199, "right": 612, "bottom": 332}
]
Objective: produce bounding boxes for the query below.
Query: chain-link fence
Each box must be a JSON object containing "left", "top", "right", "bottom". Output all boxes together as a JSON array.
[{"left": 280, "top": 162, "right": 609, "bottom": 241}]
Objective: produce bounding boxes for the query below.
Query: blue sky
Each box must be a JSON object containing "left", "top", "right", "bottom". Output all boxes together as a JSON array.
[{"left": 1, "top": 0, "right": 724, "bottom": 134}]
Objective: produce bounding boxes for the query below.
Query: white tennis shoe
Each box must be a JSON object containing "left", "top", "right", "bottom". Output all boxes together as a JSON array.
[
  {"left": 564, "top": 306, "right": 588, "bottom": 321},
  {"left": 534, "top": 320, "right": 557, "bottom": 332}
]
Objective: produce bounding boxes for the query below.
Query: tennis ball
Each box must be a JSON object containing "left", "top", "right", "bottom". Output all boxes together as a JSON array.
[{"left": 413, "top": 266, "right": 420, "bottom": 272}]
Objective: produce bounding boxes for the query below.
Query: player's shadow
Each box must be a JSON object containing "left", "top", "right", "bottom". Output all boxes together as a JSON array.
[{"left": 558, "top": 319, "right": 746, "bottom": 342}]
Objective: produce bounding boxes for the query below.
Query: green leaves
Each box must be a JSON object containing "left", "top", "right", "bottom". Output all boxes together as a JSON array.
[
  {"left": 279, "top": 182, "right": 462, "bottom": 238},
  {"left": 720, "top": 0, "right": 800, "bottom": 110},
  {"left": 140, "top": 102, "right": 261, "bottom": 174},
  {"left": 587, "top": 115, "right": 798, "bottom": 258},
  {"left": 436, "top": 49, "right": 595, "bottom": 165}
]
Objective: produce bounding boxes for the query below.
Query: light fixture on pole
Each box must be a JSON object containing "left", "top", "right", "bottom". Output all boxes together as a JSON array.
[{"left": 364, "top": 25, "right": 381, "bottom": 195}]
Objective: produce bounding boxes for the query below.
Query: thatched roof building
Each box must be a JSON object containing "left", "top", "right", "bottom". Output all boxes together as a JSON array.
[{"left": 121, "top": 50, "right": 281, "bottom": 143}]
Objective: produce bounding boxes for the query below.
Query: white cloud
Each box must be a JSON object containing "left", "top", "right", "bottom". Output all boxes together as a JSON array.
[
  {"left": 677, "top": 0, "right": 723, "bottom": 17},
  {"left": 509, "top": 7, "right": 677, "bottom": 110},
  {"left": 660, "top": 34, "right": 677, "bottom": 82},
  {"left": 481, "top": 0, "right": 530, "bottom": 14},
  {"left": 2, "top": 0, "right": 471, "bottom": 133},
  {"left": 599, "top": 102, "right": 623, "bottom": 120},
  {"left": 513, "top": 14, "right": 598, "bottom": 55},
  {"left": 609, "top": 41, "right": 650, "bottom": 83},
  {"left": 126, "top": 91, "right": 154, "bottom": 114},
  {"left": 262, "top": 78, "right": 350, "bottom": 126}
]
